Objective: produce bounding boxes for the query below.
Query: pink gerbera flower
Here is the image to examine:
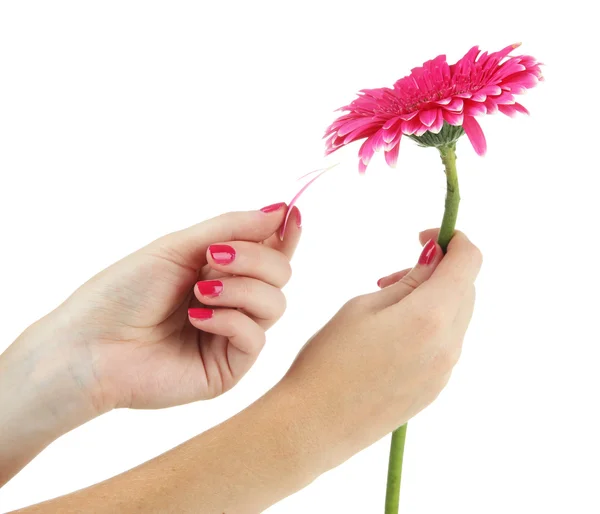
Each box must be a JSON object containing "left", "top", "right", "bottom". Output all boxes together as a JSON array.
[{"left": 324, "top": 43, "right": 543, "bottom": 171}]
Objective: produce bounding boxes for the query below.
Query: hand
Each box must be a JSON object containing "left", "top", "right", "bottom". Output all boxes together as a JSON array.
[
  {"left": 19, "top": 204, "right": 302, "bottom": 414},
  {"left": 280, "top": 229, "right": 482, "bottom": 469}
]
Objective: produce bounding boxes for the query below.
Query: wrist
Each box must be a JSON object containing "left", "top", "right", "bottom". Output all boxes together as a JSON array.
[{"left": 0, "top": 314, "right": 108, "bottom": 483}]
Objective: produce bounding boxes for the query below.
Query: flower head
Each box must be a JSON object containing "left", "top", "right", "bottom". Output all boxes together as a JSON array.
[{"left": 324, "top": 43, "right": 543, "bottom": 171}]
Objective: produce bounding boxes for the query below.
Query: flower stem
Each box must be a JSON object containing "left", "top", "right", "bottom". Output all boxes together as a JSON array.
[
  {"left": 437, "top": 143, "right": 460, "bottom": 253},
  {"left": 383, "top": 144, "right": 460, "bottom": 514},
  {"left": 384, "top": 424, "right": 407, "bottom": 514}
]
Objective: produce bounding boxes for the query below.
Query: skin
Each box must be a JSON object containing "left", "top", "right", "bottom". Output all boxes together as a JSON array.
[{"left": 0, "top": 206, "right": 482, "bottom": 513}]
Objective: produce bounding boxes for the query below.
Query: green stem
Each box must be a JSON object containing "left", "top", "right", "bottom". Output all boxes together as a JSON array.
[
  {"left": 437, "top": 144, "right": 460, "bottom": 253},
  {"left": 383, "top": 144, "right": 460, "bottom": 514},
  {"left": 384, "top": 424, "right": 407, "bottom": 514}
]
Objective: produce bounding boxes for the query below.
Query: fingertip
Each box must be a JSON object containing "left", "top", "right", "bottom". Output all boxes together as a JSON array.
[
  {"left": 188, "top": 307, "right": 214, "bottom": 321},
  {"left": 419, "top": 228, "right": 440, "bottom": 246},
  {"left": 278, "top": 206, "right": 302, "bottom": 254},
  {"left": 259, "top": 202, "right": 287, "bottom": 214}
]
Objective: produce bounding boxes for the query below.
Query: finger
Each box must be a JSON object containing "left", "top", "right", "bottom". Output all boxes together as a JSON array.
[
  {"left": 264, "top": 206, "right": 302, "bottom": 260},
  {"left": 195, "top": 277, "right": 286, "bottom": 324},
  {"left": 144, "top": 203, "right": 288, "bottom": 269},
  {"left": 377, "top": 230, "right": 439, "bottom": 288},
  {"left": 453, "top": 285, "right": 477, "bottom": 335},
  {"left": 206, "top": 240, "right": 292, "bottom": 288},
  {"left": 373, "top": 238, "right": 444, "bottom": 309},
  {"left": 419, "top": 228, "right": 440, "bottom": 246},
  {"left": 377, "top": 268, "right": 411, "bottom": 289},
  {"left": 415, "top": 231, "right": 483, "bottom": 308},
  {"left": 188, "top": 307, "right": 266, "bottom": 363}
]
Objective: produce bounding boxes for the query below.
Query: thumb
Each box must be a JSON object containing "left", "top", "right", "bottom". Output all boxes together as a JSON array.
[
  {"left": 142, "top": 204, "right": 288, "bottom": 269},
  {"left": 374, "top": 238, "right": 443, "bottom": 309}
]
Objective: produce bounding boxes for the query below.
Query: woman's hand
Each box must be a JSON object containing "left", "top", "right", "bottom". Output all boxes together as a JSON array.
[
  {"left": 1, "top": 203, "right": 301, "bottom": 486},
  {"left": 281, "top": 229, "right": 482, "bottom": 471},
  {"left": 18, "top": 204, "right": 302, "bottom": 412}
]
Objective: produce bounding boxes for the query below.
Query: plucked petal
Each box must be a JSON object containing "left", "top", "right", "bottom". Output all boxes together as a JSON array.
[{"left": 462, "top": 116, "right": 487, "bottom": 156}]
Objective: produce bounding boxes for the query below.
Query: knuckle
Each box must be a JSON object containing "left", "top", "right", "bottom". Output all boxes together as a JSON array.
[
  {"left": 238, "top": 278, "right": 255, "bottom": 299},
  {"left": 272, "top": 289, "right": 287, "bottom": 319},
  {"left": 431, "top": 345, "right": 461, "bottom": 375},
  {"left": 254, "top": 327, "right": 267, "bottom": 349},
  {"left": 470, "top": 244, "right": 483, "bottom": 269},
  {"left": 423, "top": 306, "right": 449, "bottom": 332},
  {"left": 343, "top": 294, "right": 372, "bottom": 314},
  {"left": 280, "top": 258, "right": 293, "bottom": 285},
  {"left": 399, "top": 273, "right": 421, "bottom": 292}
]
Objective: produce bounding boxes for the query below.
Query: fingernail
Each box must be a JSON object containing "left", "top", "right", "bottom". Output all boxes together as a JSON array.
[
  {"left": 196, "top": 280, "right": 224, "bottom": 297},
  {"left": 209, "top": 244, "right": 236, "bottom": 265},
  {"left": 260, "top": 202, "right": 286, "bottom": 213},
  {"left": 377, "top": 278, "right": 384, "bottom": 288},
  {"left": 295, "top": 208, "right": 302, "bottom": 228},
  {"left": 188, "top": 308, "right": 213, "bottom": 320},
  {"left": 418, "top": 239, "right": 437, "bottom": 265}
]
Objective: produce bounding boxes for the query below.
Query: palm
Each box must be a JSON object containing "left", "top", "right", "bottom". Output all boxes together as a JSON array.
[{"left": 73, "top": 221, "right": 299, "bottom": 410}]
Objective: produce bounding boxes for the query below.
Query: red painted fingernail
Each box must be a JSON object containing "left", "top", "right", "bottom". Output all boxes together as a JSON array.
[
  {"left": 260, "top": 202, "right": 286, "bottom": 213},
  {"left": 196, "top": 280, "right": 224, "bottom": 297},
  {"left": 377, "top": 278, "right": 384, "bottom": 288},
  {"left": 295, "top": 208, "right": 302, "bottom": 228},
  {"left": 188, "top": 308, "right": 213, "bottom": 320},
  {"left": 418, "top": 239, "right": 437, "bottom": 265},
  {"left": 209, "top": 244, "right": 236, "bottom": 265}
]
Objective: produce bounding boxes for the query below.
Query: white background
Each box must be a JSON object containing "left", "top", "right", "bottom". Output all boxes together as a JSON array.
[{"left": 1, "top": 1, "right": 599, "bottom": 513}]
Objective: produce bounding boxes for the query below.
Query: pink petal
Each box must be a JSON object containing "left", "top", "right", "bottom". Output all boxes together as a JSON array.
[
  {"left": 498, "top": 104, "right": 518, "bottom": 117},
  {"left": 483, "top": 99, "right": 499, "bottom": 114},
  {"left": 462, "top": 116, "right": 487, "bottom": 156},
  {"left": 384, "top": 138, "right": 401, "bottom": 167},
  {"left": 498, "top": 102, "right": 529, "bottom": 117},
  {"left": 513, "top": 102, "right": 529, "bottom": 115},
  {"left": 443, "top": 110, "right": 464, "bottom": 125},
  {"left": 343, "top": 125, "right": 378, "bottom": 145},
  {"left": 419, "top": 109, "right": 438, "bottom": 127},
  {"left": 494, "top": 91, "right": 515, "bottom": 105},
  {"left": 503, "top": 71, "right": 539, "bottom": 90},
  {"left": 399, "top": 111, "right": 419, "bottom": 121},
  {"left": 477, "top": 85, "right": 502, "bottom": 96},
  {"left": 383, "top": 116, "right": 401, "bottom": 130},
  {"left": 429, "top": 109, "right": 444, "bottom": 133},
  {"left": 444, "top": 98, "right": 464, "bottom": 112},
  {"left": 358, "top": 137, "right": 375, "bottom": 165},
  {"left": 382, "top": 118, "right": 403, "bottom": 143},
  {"left": 464, "top": 101, "right": 487, "bottom": 116},
  {"left": 336, "top": 117, "right": 376, "bottom": 137}
]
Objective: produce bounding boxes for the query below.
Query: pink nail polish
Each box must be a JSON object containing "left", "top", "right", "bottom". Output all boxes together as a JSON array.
[
  {"left": 377, "top": 278, "right": 384, "bottom": 288},
  {"left": 260, "top": 202, "right": 286, "bottom": 213},
  {"left": 418, "top": 239, "right": 437, "bottom": 265},
  {"left": 188, "top": 308, "right": 213, "bottom": 320},
  {"left": 196, "top": 280, "right": 224, "bottom": 297},
  {"left": 209, "top": 244, "right": 236, "bottom": 265},
  {"left": 295, "top": 208, "right": 302, "bottom": 228}
]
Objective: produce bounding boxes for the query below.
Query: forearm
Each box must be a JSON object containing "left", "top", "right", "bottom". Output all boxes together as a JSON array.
[
  {"left": 0, "top": 317, "right": 102, "bottom": 486},
  {"left": 12, "top": 383, "right": 331, "bottom": 514}
]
